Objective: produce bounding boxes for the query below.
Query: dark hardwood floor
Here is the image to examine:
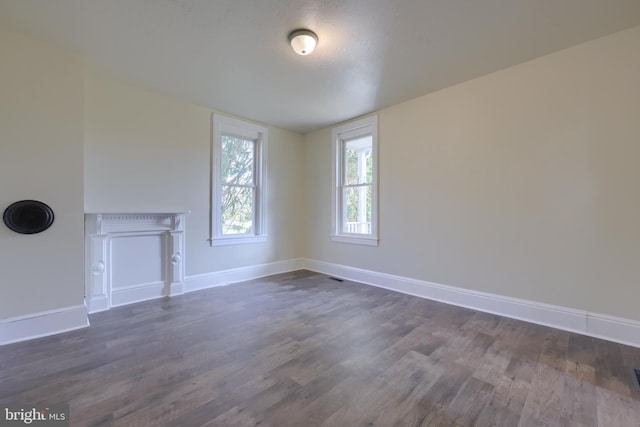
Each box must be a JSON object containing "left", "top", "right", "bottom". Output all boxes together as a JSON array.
[{"left": 1, "top": 270, "right": 639, "bottom": 426}]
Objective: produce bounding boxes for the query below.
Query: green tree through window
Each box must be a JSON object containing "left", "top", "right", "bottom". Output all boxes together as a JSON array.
[{"left": 221, "top": 136, "right": 255, "bottom": 234}]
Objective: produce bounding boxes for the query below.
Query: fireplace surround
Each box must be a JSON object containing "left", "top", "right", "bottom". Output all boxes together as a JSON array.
[{"left": 85, "top": 213, "right": 185, "bottom": 313}]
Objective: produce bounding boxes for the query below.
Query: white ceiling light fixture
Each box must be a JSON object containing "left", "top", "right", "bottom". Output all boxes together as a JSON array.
[{"left": 288, "top": 29, "right": 318, "bottom": 56}]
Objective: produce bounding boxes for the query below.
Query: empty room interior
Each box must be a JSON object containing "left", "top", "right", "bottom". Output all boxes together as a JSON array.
[{"left": 1, "top": 1, "right": 640, "bottom": 426}]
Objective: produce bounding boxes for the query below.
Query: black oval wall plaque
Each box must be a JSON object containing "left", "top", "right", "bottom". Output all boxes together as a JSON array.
[{"left": 3, "top": 200, "right": 54, "bottom": 234}]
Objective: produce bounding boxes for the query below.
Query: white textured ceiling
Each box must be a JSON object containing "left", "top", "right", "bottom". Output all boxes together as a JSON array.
[{"left": 1, "top": 0, "right": 640, "bottom": 133}]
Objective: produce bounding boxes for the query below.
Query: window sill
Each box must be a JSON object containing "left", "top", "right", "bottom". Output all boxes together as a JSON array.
[
  {"left": 211, "top": 235, "right": 268, "bottom": 247},
  {"left": 331, "top": 234, "right": 379, "bottom": 247}
]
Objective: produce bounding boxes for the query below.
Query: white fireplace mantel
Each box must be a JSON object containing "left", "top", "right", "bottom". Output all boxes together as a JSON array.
[{"left": 85, "top": 212, "right": 186, "bottom": 313}]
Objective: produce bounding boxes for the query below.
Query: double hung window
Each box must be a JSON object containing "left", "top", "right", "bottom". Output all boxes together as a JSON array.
[
  {"left": 211, "top": 114, "right": 267, "bottom": 246},
  {"left": 332, "top": 116, "right": 378, "bottom": 246}
]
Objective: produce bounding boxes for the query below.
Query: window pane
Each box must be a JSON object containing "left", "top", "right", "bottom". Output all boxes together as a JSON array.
[
  {"left": 344, "top": 136, "right": 372, "bottom": 185},
  {"left": 342, "top": 185, "right": 372, "bottom": 234},
  {"left": 221, "top": 185, "right": 253, "bottom": 235},
  {"left": 221, "top": 135, "right": 254, "bottom": 185}
]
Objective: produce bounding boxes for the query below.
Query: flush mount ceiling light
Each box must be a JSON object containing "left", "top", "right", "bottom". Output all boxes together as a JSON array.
[{"left": 288, "top": 29, "right": 318, "bottom": 56}]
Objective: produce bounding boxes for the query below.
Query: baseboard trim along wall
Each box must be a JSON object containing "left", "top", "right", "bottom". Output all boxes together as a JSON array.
[
  {"left": 110, "top": 281, "right": 168, "bottom": 308},
  {"left": 184, "top": 258, "right": 306, "bottom": 293},
  {"left": 0, "top": 304, "right": 89, "bottom": 346},
  {"left": 304, "top": 259, "right": 640, "bottom": 349},
  {"left": 0, "top": 259, "right": 305, "bottom": 346},
  {"left": 3, "top": 258, "right": 639, "bottom": 348}
]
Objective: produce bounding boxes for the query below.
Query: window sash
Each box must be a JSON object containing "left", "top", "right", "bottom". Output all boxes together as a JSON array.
[
  {"left": 221, "top": 184, "right": 255, "bottom": 235},
  {"left": 343, "top": 137, "right": 373, "bottom": 186},
  {"left": 340, "top": 183, "right": 372, "bottom": 235},
  {"left": 221, "top": 134, "right": 256, "bottom": 185},
  {"left": 220, "top": 135, "right": 256, "bottom": 236},
  {"left": 338, "top": 138, "right": 373, "bottom": 236}
]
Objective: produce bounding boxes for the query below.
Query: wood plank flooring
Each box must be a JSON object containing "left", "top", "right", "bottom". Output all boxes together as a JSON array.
[{"left": 1, "top": 270, "right": 639, "bottom": 426}]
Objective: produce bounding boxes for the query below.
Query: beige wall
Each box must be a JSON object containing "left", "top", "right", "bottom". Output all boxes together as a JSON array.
[
  {"left": 84, "top": 73, "right": 305, "bottom": 275},
  {"left": 0, "top": 26, "right": 85, "bottom": 319},
  {"left": 304, "top": 26, "right": 640, "bottom": 321}
]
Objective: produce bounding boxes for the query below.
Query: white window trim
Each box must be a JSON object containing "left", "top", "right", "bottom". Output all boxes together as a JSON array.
[
  {"left": 211, "top": 113, "right": 267, "bottom": 246},
  {"left": 331, "top": 115, "right": 379, "bottom": 246}
]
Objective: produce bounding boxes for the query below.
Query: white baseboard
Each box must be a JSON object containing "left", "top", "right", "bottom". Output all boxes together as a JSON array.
[
  {"left": 88, "top": 282, "right": 184, "bottom": 314},
  {"left": 304, "top": 259, "right": 640, "bottom": 348},
  {"left": 110, "top": 281, "right": 168, "bottom": 308},
  {"left": 0, "top": 304, "right": 89, "bottom": 346},
  {"left": 5, "top": 258, "right": 637, "bottom": 349},
  {"left": 185, "top": 258, "right": 306, "bottom": 293},
  {"left": 586, "top": 313, "right": 640, "bottom": 348}
]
